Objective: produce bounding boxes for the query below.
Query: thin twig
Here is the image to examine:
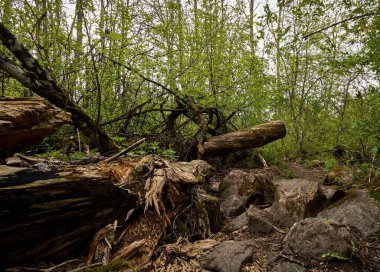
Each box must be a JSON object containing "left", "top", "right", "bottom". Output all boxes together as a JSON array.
[{"left": 46, "top": 259, "right": 78, "bottom": 272}]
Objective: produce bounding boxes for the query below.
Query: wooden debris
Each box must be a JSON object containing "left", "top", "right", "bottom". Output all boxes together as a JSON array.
[
  {"left": 0, "top": 97, "right": 71, "bottom": 158},
  {"left": 0, "top": 165, "right": 138, "bottom": 268}
]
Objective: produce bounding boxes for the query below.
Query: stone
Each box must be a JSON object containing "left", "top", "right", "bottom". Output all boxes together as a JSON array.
[
  {"left": 219, "top": 170, "right": 276, "bottom": 217},
  {"left": 270, "top": 262, "right": 306, "bottom": 272},
  {"left": 320, "top": 187, "right": 346, "bottom": 205},
  {"left": 202, "top": 240, "right": 254, "bottom": 272},
  {"left": 267, "top": 179, "right": 327, "bottom": 227},
  {"left": 283, "top": 218, "right": 353, "bottom": 261},
  {"left": 247, "top": 206, "right": 273, "bottom": 235},
  {"left": 318, "top": 190, "right": 380, "bottom": 237},
  {"left": 224, "top": 212, "right": 249, "bottom": 232}
]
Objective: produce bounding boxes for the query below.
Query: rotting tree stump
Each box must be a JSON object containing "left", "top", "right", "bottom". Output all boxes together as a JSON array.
[
  {"left": 201, "top": 120, "right": 286, "bottom": 156},
  {"left": 0, "top": 97, "right": 71, "bottom": 158},
  {"left": 0, "top": 165, "right": 138, "bottom": 269}
]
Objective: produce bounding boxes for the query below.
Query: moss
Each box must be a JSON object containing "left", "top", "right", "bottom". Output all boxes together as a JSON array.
[
  {"left": 218, "top": 181, "right": 230, "bottom": 193},
  {"left": 238, "top": 180, "right": 255, "bottom": 196},
  {"left": 370, "top": 191, "right": 380, "bottom": 204},
  {"left": 321, "top": 251, "right": 350, "bottom": 261},
  {"left": 324, "top": 164, "right": 353, "bottom": 187}
]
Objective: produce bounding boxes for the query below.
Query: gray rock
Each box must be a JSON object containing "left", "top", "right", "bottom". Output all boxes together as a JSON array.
[
  {"left": 320, "top": 187, "right": 346, "bottom": 204},
  {"left": 202, "top": 240, "right": 254, "bottom": 272},
  {"left": 220, "top": 194, "right": 245, "bottom": 217},
  {"left": 270, "top": 262, "right": 306, "bottom": 272},
  {"left": 318, "top": 190, "right": 380, "bottom": 237},
  {"left": 267, "top": 179, "right": 327, "bottom": 227},
  {"left": 224, "top": 212, "right": 249, "bottom": 232},
  {"left": 283, "top": 218, "right": 353, "bottom": 261},
  {"left": 220, "top": 170, "right": 275, "bottom": 217},
  {"left": 247, "top": 206, "right": 273, "bottom": 235}
]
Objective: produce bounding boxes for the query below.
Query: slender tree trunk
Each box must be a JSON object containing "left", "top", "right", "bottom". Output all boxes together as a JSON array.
[{"left": 249, "top": 0, "right": 255, "bottom": 52}]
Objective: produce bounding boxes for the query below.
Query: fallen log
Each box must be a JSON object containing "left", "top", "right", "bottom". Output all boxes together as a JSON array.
[
  {"left": 0, "top": 165, "right": 138, "bottom": 269},
  {"left": 0, "top": 97, "right": 71, "bottom": 158},
  {"left": 200, "top": 120, "right": 286, "bottom": 156},
  {"left": 0, "top": 157, "right": 218, "bottom": 270}
]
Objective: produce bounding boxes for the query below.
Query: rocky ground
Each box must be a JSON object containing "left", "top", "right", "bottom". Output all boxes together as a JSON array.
[
  {"left": 3, "top": 158, "right": 380, "bottom": 272},
  {"left": 145, "top": 161, "right": 380, "bottom": 272}
]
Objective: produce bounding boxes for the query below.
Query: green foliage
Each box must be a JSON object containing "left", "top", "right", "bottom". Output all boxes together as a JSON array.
[
  {"left": 370, "top": 192, "right": 380, "bottom": 205},
  {"left": 1, "top": 0, "right": 379, "bottom": 163},
  {"left": 127, "top": 142, "right": 178, "bottom": 161},
  {"left": 324, "top": 157, "right": 338, "bottom": 171}
]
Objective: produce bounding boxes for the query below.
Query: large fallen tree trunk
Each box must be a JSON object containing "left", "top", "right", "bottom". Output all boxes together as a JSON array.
[
  {"left": 0, "top": 157, "right": 217, "bottom": 269},
  {"left": 0, "top": 23, "right": 118, "bottom": 154},
  {"left": 200, "top": 120, "right": 286, "bottom": 156},
  {"left": 0, "top": 165, "right": 138, "bottom": 268},
  {"left": 0, "top": 97, "right": 71, "bottom": 158}
]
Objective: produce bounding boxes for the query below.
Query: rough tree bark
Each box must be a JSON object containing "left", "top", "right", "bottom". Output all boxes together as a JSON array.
[
  {"left": 0, "top": 97, "right": 71, "bottom": 158},
  {"left": 200, "top": 120, "right": 286, "bottom": 156},
  {"left": 0, "top": 23, "right": 118, "bottom": 154},
  {"left": 0, "top": 157, "right": 216, "bottom": 269},
  {"left": 0, "top": 165, "right": 138, "bottom": 268}
]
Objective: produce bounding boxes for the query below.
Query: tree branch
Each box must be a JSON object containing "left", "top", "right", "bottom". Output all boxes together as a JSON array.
[{"left": 304, "top": 12, "right": 380, "bottom": 39}]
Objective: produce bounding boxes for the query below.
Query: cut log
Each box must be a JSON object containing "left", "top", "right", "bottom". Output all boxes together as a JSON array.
[
  {"left": 201, "top": 120, "right": 286, "bottom": 156},
  {"left": 0, "top": 97, "right": 71, "bottom": 158},
  {"left": 0, "top": 165, "right": 138, "bottom": 268}
]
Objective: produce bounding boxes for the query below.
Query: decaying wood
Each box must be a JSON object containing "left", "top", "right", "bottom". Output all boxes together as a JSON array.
[
  {"left": 201, "top": 120, "right": 286, "bottom": 156},
  {"left": 0, "top": 165, "right": 138, "bottom": 268},
  {"left": 0, "top": 97, "right": 71, "bottom": 158},
  {"left": 86, "top": 158, "right": 216, "bottom": 269},
  {"left": 1, "top": 156, "right": 217, "bottom": 270}
]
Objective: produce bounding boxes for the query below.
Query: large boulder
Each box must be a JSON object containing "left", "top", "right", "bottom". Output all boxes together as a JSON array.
[
  {"left": 267, "top": 179, "right": 327, "bottom": 227},
  {"left": 202, "top": 240, "right": 254, "bottom": 272},
  {"left": 219, "top": 170, "right": 276, "bottom": 217},
  {"left": 318, "top": 190, "right": 380, "bottom": 237},
  {"left": 283, "top": 218, "right": 353, "bottom": 261}
]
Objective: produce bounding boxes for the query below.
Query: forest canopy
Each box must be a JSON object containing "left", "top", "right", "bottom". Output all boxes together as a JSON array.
[{"left": 0, "top": 0, "right": 379, "bottom": 162}]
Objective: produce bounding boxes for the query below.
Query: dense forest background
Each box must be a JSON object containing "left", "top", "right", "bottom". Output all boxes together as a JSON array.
[{"left": 0, "top": 0, "right": 379, "bottom": 167}]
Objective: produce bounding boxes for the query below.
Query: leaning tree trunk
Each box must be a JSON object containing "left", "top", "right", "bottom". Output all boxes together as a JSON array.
[
  {"left": 200, "top": 120, "right": 286, "bottom": 156},
  {"left": 0, "top": 23, "right": 118, "bottom": 154}
]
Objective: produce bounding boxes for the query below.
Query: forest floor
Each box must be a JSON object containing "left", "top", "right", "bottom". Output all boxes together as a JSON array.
[{"left": 3, "top": 157, "right": 380, "bottom": 272}]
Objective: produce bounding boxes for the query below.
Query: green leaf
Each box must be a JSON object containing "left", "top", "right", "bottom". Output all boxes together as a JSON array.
[{"left": 109, "top": 32, "right": 124, "bottom": 40}]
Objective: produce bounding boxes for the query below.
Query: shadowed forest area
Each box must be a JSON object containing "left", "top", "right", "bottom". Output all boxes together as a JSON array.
[{"left": 0, "top": 0, "right": 380, "bottom": 271}]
